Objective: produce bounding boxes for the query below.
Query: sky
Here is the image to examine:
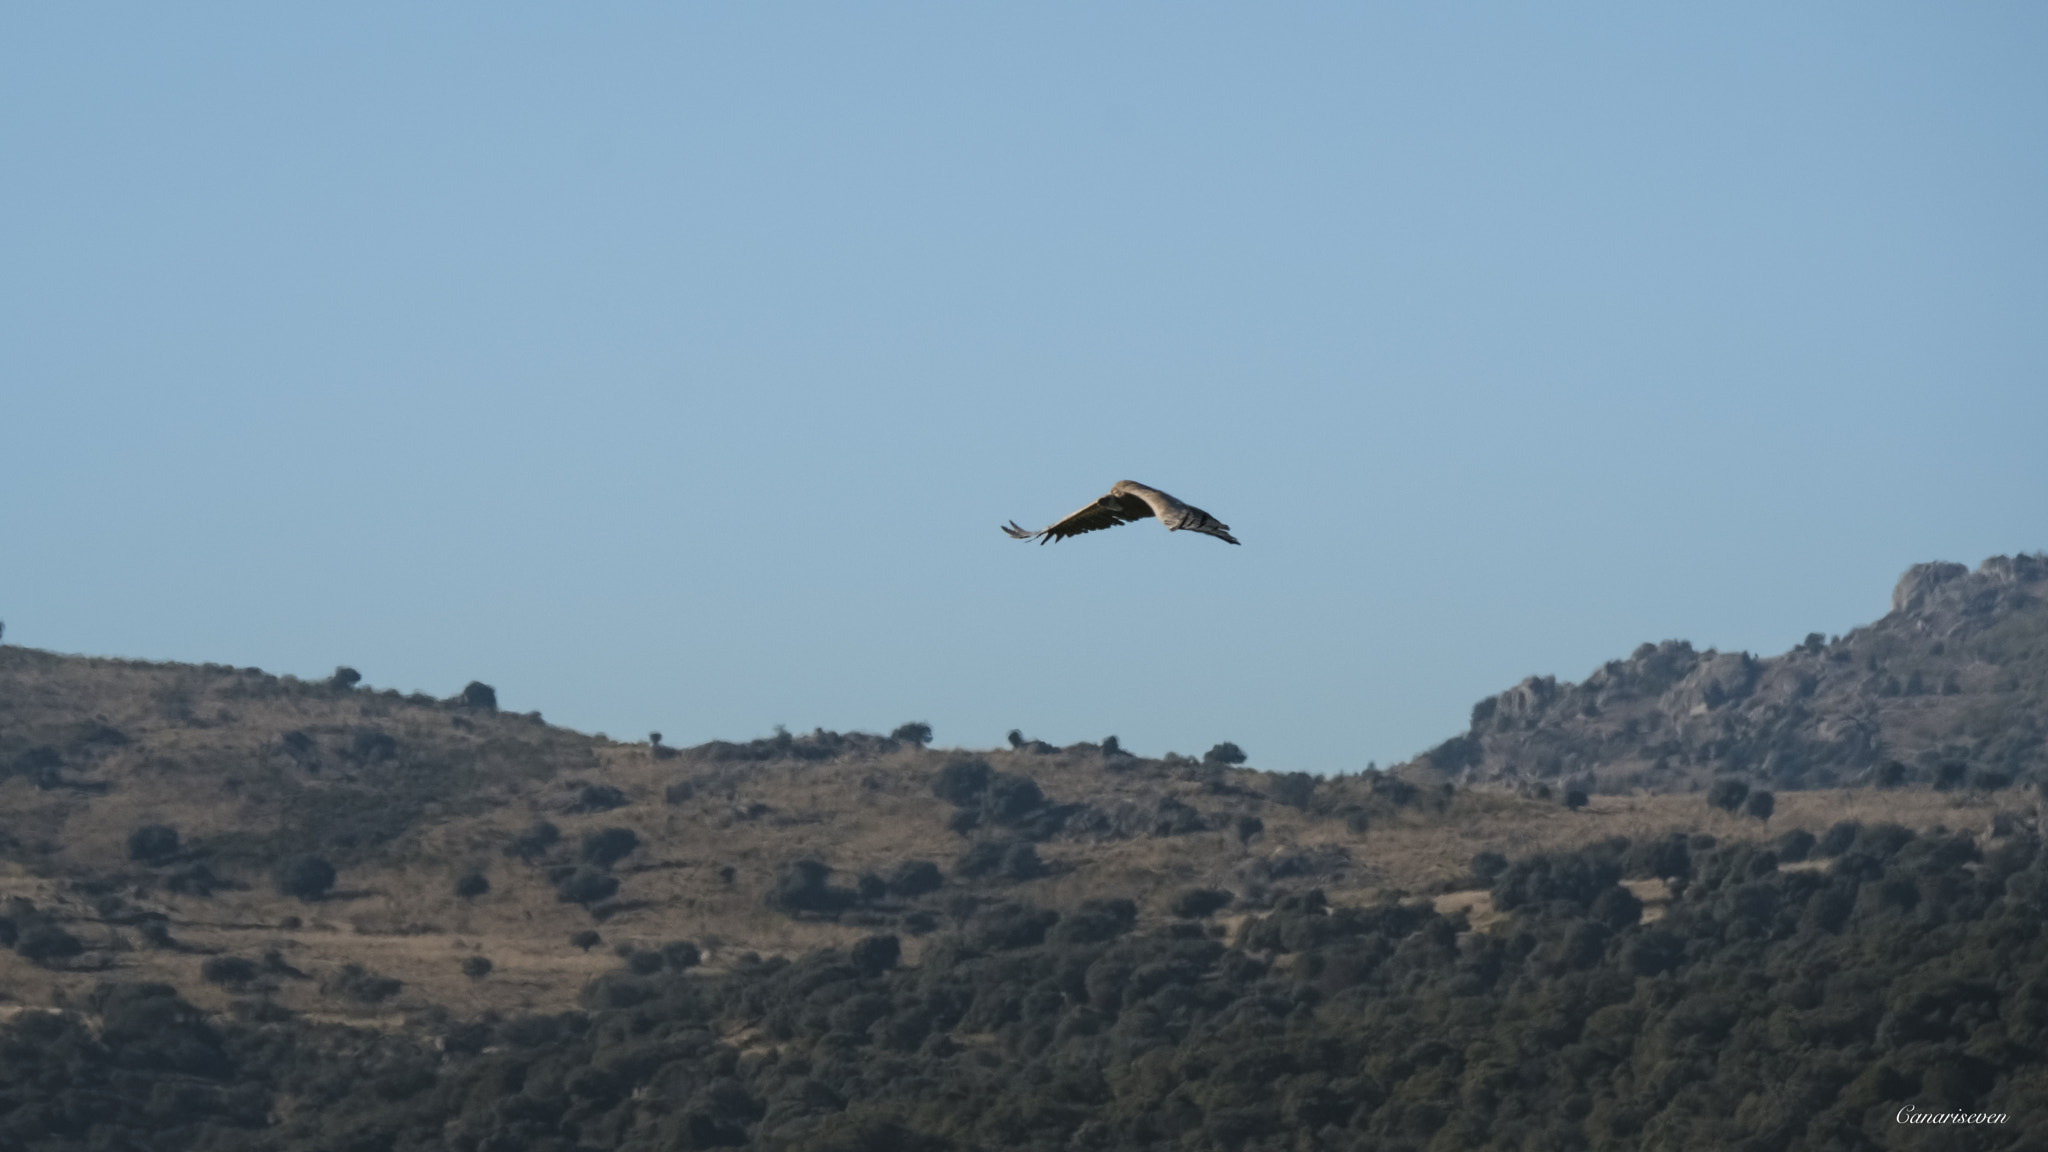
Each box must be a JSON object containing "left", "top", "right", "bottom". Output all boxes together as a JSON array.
[{"left": 4, "top": 5, "right": 2045, "bottom": 772}]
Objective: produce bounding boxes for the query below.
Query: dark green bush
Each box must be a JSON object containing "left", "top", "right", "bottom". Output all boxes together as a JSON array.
[
  {"left": 275, "top": 855, "right": 337, "bottom": 902},
  {"left": 1707, "top": 778, "right": 1750, "bottom": 812},
  {"left": 201, "top": 956, "right": 259, "bottom": 986},
  {"left": 1744, "top": 789, "right": 1775, "bottom": 821},
  {"left": 1204, "top": 742, "right": 1247, "bottom": 766},
  {"left": 582, "top": 827, "right": 641, "bottom": 868},
  {"left": 557, "top": 868, "right": 620, "bottom": 906},
  {"left": 1267, "top": 772, "right": 1316, "bottom": 809},
  {"left": 887, "top": 859, "right": 943, "bottom": 898},
  {"left": 1171, "top": 888, "right": 1234, "bottom": 918},
  {"left": 127, "top": 823, "right": 180, "bottom": 863}
]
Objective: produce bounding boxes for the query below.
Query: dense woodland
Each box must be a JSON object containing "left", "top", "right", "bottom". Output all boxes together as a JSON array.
[{"left": 5, "top": 814, "right": 2047, "bottom": 1150}]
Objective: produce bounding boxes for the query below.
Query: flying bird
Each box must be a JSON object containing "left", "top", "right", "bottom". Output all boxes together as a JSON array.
[{"left": 1002, "top": 480, "right": 1239, "bottom": 546}]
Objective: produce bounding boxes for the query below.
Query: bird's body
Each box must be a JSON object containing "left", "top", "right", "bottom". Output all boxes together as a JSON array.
[{"left": 1002, "top": 480, "right": 1239, "bottom": 545}]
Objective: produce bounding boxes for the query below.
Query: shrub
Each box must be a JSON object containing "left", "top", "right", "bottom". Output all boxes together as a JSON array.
[
  {"left": 851, "top": 935, "right": 900, "bottom": 976},
  {"left": 932, "top": 759, "right": 992, "bottom": 805},
  {"left": 325, "top": 963, "right": 402, "bottom": 1004},
  {"left": 1775, "top": 829, "right": 1817, "bottom": 863},
  {"left": 1172, "top": 889, "right": 1234, "bottom": 918},
  {"left": 201, "top": 956, "right": 259, "bottom": 986},
  {"left": 1204, "top": 742, "right": 1248, "bottom": 766},
  {"left": 1268, "top": 772, "right": 1316, "bottom": 809},
  {"left": 662, "top": 941, "right": 702, "bottom": 969},
  {"left": 459, "top": 681, "right": 498, "bottom": 710},
  {"left": 1564, "top": 789, "right": 1589, "bottom": 811},
  {"left": 349, "top": 730, "right": 397, "bottom": 763},
  {"left": 506, "top": 821, "right": 561, "bottom": 860},
  {"left": 461, "top": 956, "right": 493, "bottom": 980},
  {"left": 570, "top": 930, "right": 602, "bottom": 951},
  {"left": 955, "top": 839, "right": 1042, "bottom": 882},
  {"left": 166, "top": 863, "right": 221, "bottom": 897},
  {"left": 981, "top": 773, "right": 1046, "bottom": 823},
  {"left": 1707, "top": 778, "right": 1750, "bottom": 813},
  {"left": 127, "top": 824, "right": 180, "bottom": 864},
  {"left": 582, "top": 827, "right": 640, "bottom": 869},
  {"left": 1744, "top": 790, "right": 1775, "bottom": 822},
  {"left": 575, "top": 784, "right": 629, "bottom": 812},
  {"left": 1236, "top": 815, "right": 1264, "bottom": 843},
  {"left": 1818, "top": 821, "right": 1862, "bottom": 857},
  {"left": 887, "top": 859, "right": 943, "bottom": 898},
  {"left": 1153, "top": 797, "right": 1210, "bottom": 836},
  {"left": 276, "top": 855, "right": 337, "bottom": 902},
  {"left": 770, "top": 860, "right": 855, "bottom": 915},
  {"left": 1052, "top": 898, "right": 1138, "bottom": 944},
  {"left": 556, "top": 868, "right": 620, "bottom": 907},
  {"left": 330, "top": 666, "right": 362, "bottom": 690},
  {"left": 455, "top": 872, "right": 490, "bottom": 899},
  {"left": 1470, "top": 852, "right": 1509, "bottom": 882},
  {"left": 15, "top": 925, "right": 83, "bottom": 965},
  {"left": 890, "top": 722, "right": 933, "bottom": 746},
  {"left": 664, "top": 779, "right": 696, "bottom": 804}
]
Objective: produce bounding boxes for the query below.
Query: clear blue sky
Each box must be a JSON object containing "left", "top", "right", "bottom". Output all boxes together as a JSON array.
[{"left": 5, "top": 6, "right": 2044, "bottom": 771}]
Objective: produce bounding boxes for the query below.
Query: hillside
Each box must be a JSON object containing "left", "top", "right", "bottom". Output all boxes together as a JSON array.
[
  {"left": 1406, "top": 553, "right": 2048, "bottom": 798},
  {"left": 0, "top": 603, "right": 2033, "bottom": 1028},
  {"left": 3, "top": 559, "right": 2048, "bottom": 1149}
]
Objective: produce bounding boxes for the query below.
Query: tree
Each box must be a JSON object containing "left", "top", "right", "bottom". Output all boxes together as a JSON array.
[
  {"left": 127, "top": 824, "right": 180, "bottom": 864},
  {"left": 459, "top": 681, "right": 498, "bottom": 710},
  {"left": 455, "top": 872, "right": 490, "bottom": 899},
  {"left": 1744, "top": 790, "right": 1775, "bottom": 822},
  {"left": 461, "top": 956, "right": 493, "bottom": 980},
  {"left": 890, "top": 722, "right": 933, "bottom": 746},
  {"left": 1707, "top": 779, "right": 1750, "bottom": 813},
  {"left": 276, "top": 855, "right": 337, "bottom": 902},
  {"left": 1204, "top": 742, "right": 1248, "bottom": 766},
  {"left": 1564, "top": 789, "right": 1589, "bottom": 811},
  {"left": 570, "top": 929, "right": 602, "bottom": 951},
  {"left": 329, "top": 666, "right": 361, "bottom": 690}
]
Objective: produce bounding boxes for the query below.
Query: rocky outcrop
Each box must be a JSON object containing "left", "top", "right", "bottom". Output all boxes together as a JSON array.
[{"left": 1417, "top": 554, "right": 2048, "bottom": 795}]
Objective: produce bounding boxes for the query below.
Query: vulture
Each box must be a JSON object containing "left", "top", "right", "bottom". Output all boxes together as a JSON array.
[{"left": 1002, "top": 480, "right": 1239, "bottom": 546}]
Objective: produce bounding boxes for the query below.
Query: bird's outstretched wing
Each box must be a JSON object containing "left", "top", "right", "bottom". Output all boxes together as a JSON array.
[
  {"left": 1132, "top": 489, "right": 1239, "bottom": 545},
  {"left": 1001, "top": 489, "right": 1156, "bottom": 544}
]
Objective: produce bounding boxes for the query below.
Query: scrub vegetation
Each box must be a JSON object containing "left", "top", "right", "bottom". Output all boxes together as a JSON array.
[{"left": 0, "top": 554, "right": 2044, "bottom": 1148}]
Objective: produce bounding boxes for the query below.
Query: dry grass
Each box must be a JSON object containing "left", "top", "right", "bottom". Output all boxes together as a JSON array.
[{"left": 2, "top": 645, "right": 2037, "bottom": 1023}]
